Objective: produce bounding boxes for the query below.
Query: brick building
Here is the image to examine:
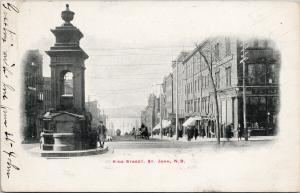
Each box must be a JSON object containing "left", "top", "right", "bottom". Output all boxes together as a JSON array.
[
  {"left": 43, "top": 77, "right": 51, "bottom": 113},
  {"left": 180, "top": 37, "right": 280, "bottom": 137},
  {"left": 172, "top": 52, "right": 189, "bottom": 130},
  {"left": 23, "top": 50, "right": 44, "bottom": 140}
]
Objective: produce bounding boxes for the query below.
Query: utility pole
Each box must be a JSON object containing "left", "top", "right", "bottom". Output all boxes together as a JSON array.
[
  {"left": 175, "top": 60, "right": 179, "bottom": 140},
  {"left": 160, "top": 84, "right": 163, "bottom": 139},
  {"left": 241, "top": 41, "right": 249, "bottom": 141},
  {"left": 156, "top": 83, "right": 163, "bottom": 139}
]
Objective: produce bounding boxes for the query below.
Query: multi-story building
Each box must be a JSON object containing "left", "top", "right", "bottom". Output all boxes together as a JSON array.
[
  {"left": 182, "top": 37, "right": 280, "bottom": 137},
  {"left": 24, "top": 50, "right": 44, "bottom": 140},
  {"left": 165, "top": 73, "right": 174, "bottom": 119},
  {"left": 141, "top": 94, "right": 160, "bottom": 133},
  {"left": 85, "top": 100, "right": 101, "bottom": 127},
  {"left": 43, "top": 77, "right": 51, "bottom": 113},
  {"left": 172, "top": 52, "right": 189, "bottom": 129},
  {"left": 161, "top": 77, "right": 167, "bottom": 119}
]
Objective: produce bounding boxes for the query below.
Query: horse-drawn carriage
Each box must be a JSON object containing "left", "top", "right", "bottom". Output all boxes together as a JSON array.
[{"left": 133, "top": 127, "right": 149, "bottom": 140}]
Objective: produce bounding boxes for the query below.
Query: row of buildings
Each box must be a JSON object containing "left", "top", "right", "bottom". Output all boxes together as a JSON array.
[
  {"left": 141, "top": 37, "right": 280, "bottom": 137},
  {"left": 23, "top": 50, "right": 107, "bottom": 141}
]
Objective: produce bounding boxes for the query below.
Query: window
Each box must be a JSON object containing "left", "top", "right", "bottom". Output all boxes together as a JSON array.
[
  {"left": 267, "top": 64, "right": 278, "bottom": 84},
  {"left": 63, "top": 72, "right": 73, "bottom": 96},
  {"left": 215, "top": 71, "right": 220, "bottom": 89},
  {"left": 194, "top": 80, "right": 197, "bottom": 92},
  {"left": 226, "top": 67, "right": 231, "bottom": 86},
  {"left": 256, "top": 64, "right": 266, "bottom": 85},
  {"left": 247, "top": 64, "right": 256, "bottom": 84},
  {"left": 225, "top": 37, "right": 231, "bottom": 56},
  {"left": 198, "top": 78, "right": 200, "bottom": 91}
]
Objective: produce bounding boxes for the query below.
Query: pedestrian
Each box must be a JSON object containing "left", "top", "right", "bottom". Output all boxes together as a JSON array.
[
  {"left": 97, "top": 121, "right": 107, "bottom": 148},
  {"left": 194, "top": 126, "right": 199, "bottom": 140},
  {"left": 225, "top": 124, "right": 232, "bottom": 141},
  {"left": 144, "top": 126, "right": 149, "bottom": 140},
  {"left": 187, "top": 127, "right": 191, "bottom": 141},
  {"left": 201, "top": 125, "right": 206, "bottom": 139},
  {"left": 237, "top": 124, "right": 243, "bottom": 141},
  {"left": 187, "top": 126, "right": 194, "bottom": 141}
]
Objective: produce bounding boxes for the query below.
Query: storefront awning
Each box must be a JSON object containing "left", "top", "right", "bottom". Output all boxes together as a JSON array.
[
  {"left": 153, "top": 120, "right": 171, "bottom": 130},
  {"left": 182, "top": 116, "right": 201, "bottom": 127}
]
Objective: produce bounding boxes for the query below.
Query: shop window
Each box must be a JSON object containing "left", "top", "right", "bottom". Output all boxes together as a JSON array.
[
  {"left": 256, "top": 64, "right": 266, "bottom": 84},
  {"left": 267, "top": 64, "right": 278, "bottom": 84},
  {"left": 247, "top": 64, "right": 255, "bottom": 84}
]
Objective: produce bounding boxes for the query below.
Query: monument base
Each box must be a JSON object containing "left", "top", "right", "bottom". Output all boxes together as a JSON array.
[
  {"left": 42, "top": 111, "right": 96, "bottom": 152},
  {"left": 40, "top": 146, "right": 109, "bottom": 157}
]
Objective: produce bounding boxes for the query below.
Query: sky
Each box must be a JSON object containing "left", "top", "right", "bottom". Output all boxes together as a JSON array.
[{"left": 17, "top": 1, "right": 294, "bottom": 110}]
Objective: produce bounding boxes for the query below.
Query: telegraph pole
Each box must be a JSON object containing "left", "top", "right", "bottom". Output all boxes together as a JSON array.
[
  {"left": 156, "top": 83, "right": 163, "bottom": 139},
  {"left": 241, "top": 41, "right": 249, "bottom": 141},
  {"left": 160, "top": 84, "right": 163, "bottom": 139}
]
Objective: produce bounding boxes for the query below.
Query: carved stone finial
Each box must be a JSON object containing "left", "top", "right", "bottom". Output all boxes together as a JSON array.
[{"left": 61, "top": 4, "right": 74, "bottom": 24}]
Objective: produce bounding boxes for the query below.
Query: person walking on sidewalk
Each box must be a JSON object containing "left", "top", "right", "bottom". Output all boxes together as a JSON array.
[
  {"left": 237, "top": 124, "right": 243, "bottom": 141},
  {"left": 225, "top": 124, "right": 232, "bottom": 141},
  {"left": 194, "top": 126, "right": 199, "bottom": 140},
  {"left": 97, "top": 120, "right": 107, "bottom": 148}
]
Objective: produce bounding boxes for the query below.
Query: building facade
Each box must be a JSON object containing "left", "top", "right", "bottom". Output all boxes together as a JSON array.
[
  {"left": 141, "top": 94, "right": 160, "bottom": 133},
  {"left": 24, "top": 50, "right": 44, "bottom": 140},
  {"left": 85, "top": 100, "right": 107, "bottom": 127},
  {"left": 43, "top": 77, "right": 51, "bottom": 113},
  {"left": 172, "top": 52, "right": 189, "bottom": 129},
  {"left": 180, "top": 37, "right": 280, "bottom": 137},
  {"left": 165, "top": 73, "right": 174, "bottom": 119}
]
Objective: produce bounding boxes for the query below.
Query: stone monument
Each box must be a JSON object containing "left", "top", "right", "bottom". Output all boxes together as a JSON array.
[{"left": 41, "top": 4, "right": 97, "bottom": 153}]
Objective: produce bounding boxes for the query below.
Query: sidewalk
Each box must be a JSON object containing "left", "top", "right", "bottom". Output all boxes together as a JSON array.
[{"left": 152, "top": 134, "right": 276, "bottom": 143}]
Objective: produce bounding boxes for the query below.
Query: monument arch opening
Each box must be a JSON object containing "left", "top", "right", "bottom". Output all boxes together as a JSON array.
[
  {"left": 62, "top": 71, "right": 73, "bottom": 96},
  {"left": 60, "top": 71, "right": 74, "bottom": 110}
]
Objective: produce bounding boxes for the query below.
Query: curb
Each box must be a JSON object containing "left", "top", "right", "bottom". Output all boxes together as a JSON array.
[{"left": 40, "top": 146, "right": 109, "bottom": 157}]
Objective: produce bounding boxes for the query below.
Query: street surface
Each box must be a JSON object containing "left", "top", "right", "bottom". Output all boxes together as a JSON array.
[{"left": 23, "top": 135, "right": 275, "bottom": 156}]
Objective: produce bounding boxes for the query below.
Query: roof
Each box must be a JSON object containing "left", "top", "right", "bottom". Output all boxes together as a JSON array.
[{"left": 183, "top": 40, "right": 208, "bottom": 64}]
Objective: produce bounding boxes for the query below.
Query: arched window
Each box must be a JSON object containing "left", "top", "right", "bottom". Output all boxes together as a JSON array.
[{"left": 63, "top": 72, "right": 73, "bottom": 96}]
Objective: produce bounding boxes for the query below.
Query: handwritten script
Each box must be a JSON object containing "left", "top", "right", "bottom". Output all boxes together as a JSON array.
[{"left": 1, "top": 2, "right": 20, "bottom": 179}]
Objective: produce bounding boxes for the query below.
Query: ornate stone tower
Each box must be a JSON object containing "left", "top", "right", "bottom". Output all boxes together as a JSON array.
[{"left": 46, "top": 4, "right": 88, "bottom": 112}]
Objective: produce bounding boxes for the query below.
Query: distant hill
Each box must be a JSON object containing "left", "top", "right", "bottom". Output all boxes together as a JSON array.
[{"left": 104, "top": 105, "right": 145, "bottom": 118}]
